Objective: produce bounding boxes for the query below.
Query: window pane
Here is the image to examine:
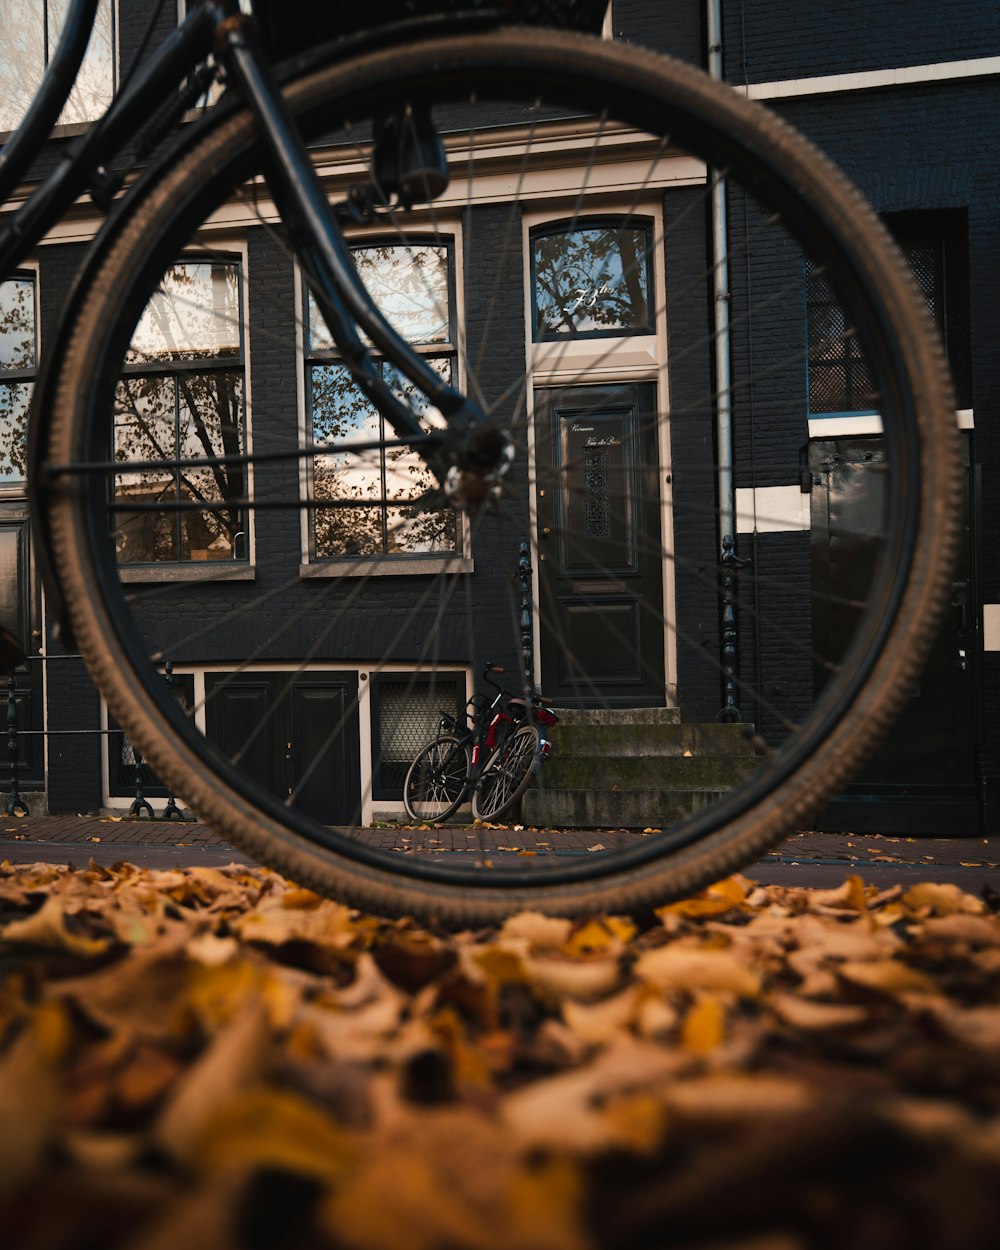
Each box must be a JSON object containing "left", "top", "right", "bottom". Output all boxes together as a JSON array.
[
  {"left": 382, "top": 358, "right": 456, "bottom": 553},
  {"left": 314, "top": 453, "right": 384, "bottom": 557},
  {"left": 0, "top": 382, "right": 31, "bottom": 481},
  {"left": 311, "top": 364, "right": 384, "bottom": 557},
  {"left": 0, "top": 278, "right": 35, "bottom": 371},
  {"left": 128, "top": 262, "right": 241, "bottom": 363},
  {"left": 177, "top": 371, "right": 245, "bottom": 561},
  {"left": 533, "top": 223, "right": 652, "bottom": 338},
  {"left": 114, "top": 377, "right": 178, "bottom": 563},
  {"left": 308, "top": 243, "right": 451, "bottom": 350},
  {"left": 0, "top": 5, "right": 45, "bottom": 133},
  {"left": 50, "top": 0, "right": 114, "bottom": 126},
  {"left": 0, "top": 1, "right": 113, "bottom": 132}
]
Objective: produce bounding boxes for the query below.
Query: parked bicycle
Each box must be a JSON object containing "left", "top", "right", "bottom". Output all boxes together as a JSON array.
[
  {"left": 403, "top": 663, "right": 558, "bottom": 824},
  {"left": 1, "top": 0, "right": 960, "bottom": 922}
]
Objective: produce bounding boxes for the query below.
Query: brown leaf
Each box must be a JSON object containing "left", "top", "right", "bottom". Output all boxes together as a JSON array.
[
  {"left": 1, "top": 893, "right": 111, "bottom": 957},
  {"left": 635, "top": 944, "right": 761, "bottom": 997},
  {"left": 768, "top": 992, "right": 869, "bottom": 1031},
  {"left": 0, "top": 1010, "right": 65, "bottom": 1197},
  {"left": 902, "top": 882, "right": 985, "bottom": 917},
  {"left": 154, "top": 996, "right": 271, "bottom": 1164}
]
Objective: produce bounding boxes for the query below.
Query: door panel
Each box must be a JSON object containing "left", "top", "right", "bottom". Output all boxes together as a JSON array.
[
  {"left": 536, "top": 384, "right": 665, "bottom": 705},
  {"left": 290, "top": 683, "right": 357, "bottom": 823}
]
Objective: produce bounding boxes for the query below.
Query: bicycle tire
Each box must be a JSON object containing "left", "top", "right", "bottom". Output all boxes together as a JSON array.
[
  {"left": 42, "top": 28, "right": 959, "bottom": 925},
  {"left": 472, "top": 723, "right": 541, "bottom": 823},
  {"left": 403, "top": 733, "right": 471, "bottom": 823}
]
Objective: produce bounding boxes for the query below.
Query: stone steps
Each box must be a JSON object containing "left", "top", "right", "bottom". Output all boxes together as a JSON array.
[{"left": 522, "top": 707, "right": 761, "bottom": 829}]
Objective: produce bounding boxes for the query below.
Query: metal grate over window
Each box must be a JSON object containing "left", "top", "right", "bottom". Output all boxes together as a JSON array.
[
  {"left": 806, "top": 259, "right": 876, "bottom": 414},
  {"left": 371, "top": 674, "right": 465, "bottom": 800}
]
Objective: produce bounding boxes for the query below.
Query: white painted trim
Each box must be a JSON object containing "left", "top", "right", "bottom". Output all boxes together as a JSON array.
[
  {"left": 745, "top": 55, "right": 1000, "bottom": 102},
  {"left": 735, "top": 485, "right": 810, "bottom": 534},
  {"left": 102, "top": 660, "right": 469, "bottom": 820},
  {"left": 808, "top": 413, "right": 884, "bottom": 438},
  {"left": 808, "top": 409, "right": 974, "bottom": 438},
  {"left": 983, "top": 605, "right": 1000, "bottom": 652},
  {"left": 522, "top": 200, "right": 677, "bottom": 704}
]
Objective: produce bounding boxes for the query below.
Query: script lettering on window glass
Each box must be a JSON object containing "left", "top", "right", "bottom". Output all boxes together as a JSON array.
[
  {"left": 0, "top": 276, "right": 36, "bottom": 482},
  {"left": 0, "top": 0, "right": 115, "bottom": 133},
  {"left": 532, "top": 222, "right": 654, "bottom": 339},
  {"left": 113, "top": 261, "right": 248, "bottom": 565}
]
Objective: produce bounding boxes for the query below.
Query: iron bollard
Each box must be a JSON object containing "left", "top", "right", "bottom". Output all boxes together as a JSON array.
[
  {"left": 5, "top": 670, "right": 28, "bottom": 817},
  {"left": 161, "top": 661, "right": 186, "bottom": 820},
  {"left": 517, "top": 541, "right": 535, "bottom": 697}
]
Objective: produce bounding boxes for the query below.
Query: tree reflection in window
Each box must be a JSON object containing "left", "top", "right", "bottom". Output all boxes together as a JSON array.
[
  {"left": 0, "top": 0, "right": 115, "bottom": 133},
  {"left": 113, "top": 261, "right": 247, "bottom": 564},
  {"left": 305, "top": 241, "right": 458, "bottom": 560},
  {"left": 531, "top": 220, "right": 654, "bottom": 340},
  {"left": 0, "top": 274, "right": 36, "bottom": 482}
]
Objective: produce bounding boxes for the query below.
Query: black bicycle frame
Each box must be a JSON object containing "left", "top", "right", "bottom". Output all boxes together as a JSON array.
[
  {"left": 4, "top": 0, "right": 488, "bottom": 458},
  {"left": 11, "top": 0, "right": 505, "bottom": 641}
]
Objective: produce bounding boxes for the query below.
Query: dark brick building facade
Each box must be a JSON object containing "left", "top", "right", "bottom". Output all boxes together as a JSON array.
[{"left": 1, "top": 0, "right": 997, "bottom": 833}]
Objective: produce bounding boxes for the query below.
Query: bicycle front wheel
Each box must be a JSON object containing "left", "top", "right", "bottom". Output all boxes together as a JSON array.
[
  {"left": 403, "top": 734, "right": 471, "bottom": 823},
  {"left": 41, "top": 28, "right": 959, "bottom": 924},
  {"left": 472, "top": 723, "right": 542, "bottom": 824}
]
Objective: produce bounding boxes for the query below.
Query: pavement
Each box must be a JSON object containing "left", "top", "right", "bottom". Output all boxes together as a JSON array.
[{"left": 0, "top": 812, "right": 997, "bottom": 894}]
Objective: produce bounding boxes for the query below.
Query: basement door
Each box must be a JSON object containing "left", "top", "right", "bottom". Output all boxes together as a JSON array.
[
  {"left": 204, "top": 671, "right": 361, "bottom": 824},
  {"left": 810, "top": 435, "right": 981, "bottom": 834},
  {"left": 535, "top": 383, "right": 665, "bottom": 706}
]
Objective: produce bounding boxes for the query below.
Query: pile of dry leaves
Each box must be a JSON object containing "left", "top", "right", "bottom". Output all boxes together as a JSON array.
[{"left": 2, "top": 859, "right": 999, "bottom": 1250}]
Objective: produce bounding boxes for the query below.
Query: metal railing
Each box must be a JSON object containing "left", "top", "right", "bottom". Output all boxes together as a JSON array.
[{"left": 3, "top": 652, "right": 190, "bottom": 820}]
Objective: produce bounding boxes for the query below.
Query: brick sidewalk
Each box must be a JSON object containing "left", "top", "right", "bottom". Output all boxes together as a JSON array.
[{"left": 0, "top": 813, "right": 996, "bottom": 887}]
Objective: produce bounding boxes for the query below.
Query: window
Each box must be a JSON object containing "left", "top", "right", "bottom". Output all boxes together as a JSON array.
[
  {"left": 530, "top": 219, "right": 654, "bottom": 340},
  {"left": 0, "top": 273, "right": 37, "bottom": 484},
  {"left": 807, "top": 210, "right": 972, "bottom": 414},
  {"left": 304, "top": 241, "right": 459, "bottom": 560},
  {"left": 805, "top": 259, "right": 876, "bottom": 414},
  {"left": 114, "top": 259, "right": 248, "bottom": 565},
  {"left": 0, "top": 0, "right": 115, "bottom": 133},
  {"left": 370, "top": 672, "right": 464, "bottom": 800}
]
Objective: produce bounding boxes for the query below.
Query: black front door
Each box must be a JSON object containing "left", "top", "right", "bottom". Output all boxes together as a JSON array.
[
  {"left": 535, "top": 383, "right": 665, "bottom": 706},
  {"left": 810, "top": 434, "right": 981, "bottom": 834},
  {"left": 205, "top": 671, "right": 361, "bottom": 824}
]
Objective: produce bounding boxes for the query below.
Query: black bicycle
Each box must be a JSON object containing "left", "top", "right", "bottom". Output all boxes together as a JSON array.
[
  {"left": 403, "top": 663, "right": 557, "bottom": 824},
  {"left": 7, "top": 0, "right": 959, "bottom": 922}
]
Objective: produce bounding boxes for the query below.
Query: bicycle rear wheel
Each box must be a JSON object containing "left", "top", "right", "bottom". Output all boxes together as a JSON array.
[
  {"left": 40, "top": 28, "right": 959, "bottom": 924},
  {"left": 403, "top": 734, "right": 471, "bottom": 823},
  {"left": 472, "top": 723, "right": 542, "bottom": 823}
]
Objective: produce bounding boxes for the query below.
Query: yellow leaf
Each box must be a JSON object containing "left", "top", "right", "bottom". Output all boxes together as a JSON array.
[
  {"left": 473, "top": 946, "right": 528, "bottom": 985},
  {"left": 194, "top": 1084, "right": 354, "bottom": 1181},
  {"left": 681, "top": 994, "right": 726, "bottom": 1051},
  {"left": 565, "top": 916, "right": 635, "bottom": 955},
  {"left": 505, "top": 1156, "right": 589, "bottom": 1250},
  {"left": 809, "top": 875, "right": 868, "bottom": 910}
]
